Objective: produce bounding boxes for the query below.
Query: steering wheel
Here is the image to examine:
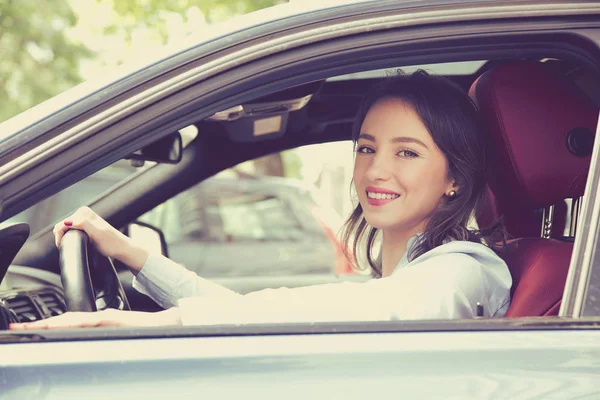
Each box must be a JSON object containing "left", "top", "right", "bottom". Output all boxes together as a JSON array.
[{"left": 59, "top": 230, "right": 130, "bottom": 312}]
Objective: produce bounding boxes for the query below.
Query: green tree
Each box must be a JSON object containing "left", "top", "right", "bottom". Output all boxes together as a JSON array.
[
  {"left": 0, "top": 0, "right": 91, "bottom": 122},
  {"left": 1, "top": 0, "right": 285, "bottom": 123},
  {"left": 105, "top": 0, "right": 285, "bottom": 44}
]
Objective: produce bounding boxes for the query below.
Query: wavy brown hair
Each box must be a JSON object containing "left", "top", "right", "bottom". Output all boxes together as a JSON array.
[{"left": 341, "top": 70, "right": 505, "bottom": 277}]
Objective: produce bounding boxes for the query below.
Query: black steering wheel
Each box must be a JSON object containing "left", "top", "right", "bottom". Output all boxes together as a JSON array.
[{"left": 59, "top": 230, "right": 130, "bottom": 312}]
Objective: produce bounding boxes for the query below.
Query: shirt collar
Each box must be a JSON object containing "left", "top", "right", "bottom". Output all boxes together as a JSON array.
[{"left": 395, "top": 233, "right": 424, "bottom": 270}]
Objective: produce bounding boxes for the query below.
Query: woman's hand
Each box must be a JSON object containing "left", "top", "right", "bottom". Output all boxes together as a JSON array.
[
  {"left": 8, "top": 308, "right": 182, "bottom": 330},
  {"left": 54, "top": 206, "right": 148, "bottom": 273}
]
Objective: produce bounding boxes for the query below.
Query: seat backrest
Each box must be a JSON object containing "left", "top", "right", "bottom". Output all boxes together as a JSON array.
[
  {"left": 470, "top": 62, "right": 597, "bottom": 317},
  {"left": 498, "top": 239, "right": 573, "bottom": 316},
  {"left": 477, "top": 186, "right": 567, "bottom": 239}
]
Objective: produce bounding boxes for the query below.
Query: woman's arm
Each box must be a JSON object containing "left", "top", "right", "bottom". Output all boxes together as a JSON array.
[
  {"left": 53, "top": 206, "right": 149, "bottom": 273},
  {"left": 132, "top": 253, "right": 240, "bottom": 309},
  {"left": 175, "top": 253, "right": 490, "bottom": 325},
  {"left": 53, "top": 207, "right": 239, "bottom": 308},
  {"left": 10, "top": 251, "right": 506, "bottom": 330}
]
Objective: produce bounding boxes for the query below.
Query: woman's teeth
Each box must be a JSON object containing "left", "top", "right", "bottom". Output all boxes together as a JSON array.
[{"left": 367, "top": 192, "right": 400, "bottom": 200}]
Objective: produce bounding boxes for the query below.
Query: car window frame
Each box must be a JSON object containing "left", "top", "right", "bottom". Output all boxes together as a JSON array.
[
  {"left": 561, "top": 112, "right": 600, "bottom": 317},
  {"left": 3, "top": 4, "right": 600, "bottom": 330}
]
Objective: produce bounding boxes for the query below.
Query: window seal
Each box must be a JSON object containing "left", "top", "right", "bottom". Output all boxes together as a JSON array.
[{"left": 561, "top": 111, "right": 600, "bottom": 317}]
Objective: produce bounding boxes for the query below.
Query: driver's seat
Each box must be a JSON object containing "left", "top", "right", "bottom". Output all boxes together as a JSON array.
[{"left": 469, "top": 62, "right": 597, "bottom": 317}]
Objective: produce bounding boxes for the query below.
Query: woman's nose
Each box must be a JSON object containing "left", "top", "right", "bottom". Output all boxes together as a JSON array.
[{"left": 365, "top": 153, "right": 391, "bottom": 182}]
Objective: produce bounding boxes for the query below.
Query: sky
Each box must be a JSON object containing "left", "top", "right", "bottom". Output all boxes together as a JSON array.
[{"left": 67, "top": 0, "right": 212, "bottom": 81}]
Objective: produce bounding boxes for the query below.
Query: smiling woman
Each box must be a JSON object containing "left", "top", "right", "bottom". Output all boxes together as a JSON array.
[
  {"left": 345, "top": 71, "right": 504, "bottom": 278},
  {"left": 9, "top": 70, "right": 512, "bottom": 330}
]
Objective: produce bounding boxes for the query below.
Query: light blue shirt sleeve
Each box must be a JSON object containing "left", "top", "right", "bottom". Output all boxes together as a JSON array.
[{"left": 132, "top": 241, "right": 511, "bottom": 325}]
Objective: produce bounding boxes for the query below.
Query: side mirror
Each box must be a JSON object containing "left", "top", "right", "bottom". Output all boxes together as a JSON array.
[
  {"left": 125, "top": 132, "right": 183, "bottom": 165},
  {"left": 126, "top": 221, "right": 169, "bottom": 258}
]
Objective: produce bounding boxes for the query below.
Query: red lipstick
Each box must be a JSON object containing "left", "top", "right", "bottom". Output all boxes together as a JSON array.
[{"left": 365, "top": 186, "right": 400, "bottom": 206}]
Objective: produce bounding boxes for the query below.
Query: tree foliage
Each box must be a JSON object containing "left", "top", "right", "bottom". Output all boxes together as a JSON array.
[
  {"left": 0, "top": 0, "right": 284, "bottom": 123},
  {"left": 0, "top": 0, "right": 91, "bottom": 122},
  {"left": 109, "top": 0, "right": 284, "bottom": 43}
]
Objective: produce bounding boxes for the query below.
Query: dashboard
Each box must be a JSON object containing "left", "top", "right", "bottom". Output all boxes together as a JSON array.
[
  {"left": 0, "top": 221, "right": 67, "bottom": 329},
  {"left": 0, "top": 266, "right": 66, "bottom": 329}
]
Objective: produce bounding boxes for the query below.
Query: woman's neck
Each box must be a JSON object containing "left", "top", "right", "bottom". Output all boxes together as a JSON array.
[{"left": 381, "top": 225, "right": 424, "bottom": 277}]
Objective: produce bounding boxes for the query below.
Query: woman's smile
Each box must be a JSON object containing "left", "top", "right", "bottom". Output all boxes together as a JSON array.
[{"left": 366, "top": 186, "right": 400, "bottom": 206}]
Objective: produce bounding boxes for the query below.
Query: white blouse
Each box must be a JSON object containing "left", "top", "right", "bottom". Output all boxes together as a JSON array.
[{"left": 132, "top": 236, "right": 512, "bottom": 325}]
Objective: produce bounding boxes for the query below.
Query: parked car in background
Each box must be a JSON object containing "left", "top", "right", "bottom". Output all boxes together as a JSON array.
[{"left": 137, "top": 174, "right": 361, "bottom": 294}]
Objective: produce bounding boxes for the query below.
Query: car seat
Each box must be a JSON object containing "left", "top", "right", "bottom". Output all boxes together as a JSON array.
[{"left": 469, "top": 62, "right": 597, "bottom": 317}]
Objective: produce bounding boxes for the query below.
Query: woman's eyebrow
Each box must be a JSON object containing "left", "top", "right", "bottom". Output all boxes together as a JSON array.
[
  {"left": 391, "top": 136, "right": 429, "bottom": 149},
  {"left": 358, "top": 133, "right": 429, "bottom": 150},
  {"left": 358, "top": 133, "right": 375, "bottom": 141}
]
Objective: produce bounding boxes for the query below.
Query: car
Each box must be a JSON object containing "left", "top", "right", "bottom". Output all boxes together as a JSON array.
[
  {"left": 139, "top": 174, "right": 359, "bottom": 280},
  {"left": 2, "top": 0, "right": 600, "bottom": 398}
]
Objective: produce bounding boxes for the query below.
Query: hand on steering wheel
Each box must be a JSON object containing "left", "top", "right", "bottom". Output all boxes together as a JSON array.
[
  {"left": 53, "top": 207, "right": 138, "bottom": 312},
  {"left": 54, "top": 207, "right": 149, "bottom": 273}
]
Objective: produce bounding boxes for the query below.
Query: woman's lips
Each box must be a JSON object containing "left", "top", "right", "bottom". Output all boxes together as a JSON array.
[
  {"left": 366, "top": 196, "right": 399, "bottom": 206},
  {"left": 365, "top": 186, "right": 400, "bottom": 206}
]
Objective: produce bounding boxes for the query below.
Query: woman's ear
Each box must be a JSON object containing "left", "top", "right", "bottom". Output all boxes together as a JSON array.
[{"left": 446, "top": 181, "right": 459, "bottom": 197}]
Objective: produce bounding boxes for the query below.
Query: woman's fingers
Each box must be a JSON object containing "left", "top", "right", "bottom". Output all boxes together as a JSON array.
[
  {"left": 53, "top": 207, "right": 98, "bottom": 249},
  {"left": 52, "top": 206, "right": 138, "bottom": 267},
  {"left": 9, "top": 312, "right": 91, "bottom": 330},
  {"left": 8, "top": 309, "right": 182, "bottom": 330},
  {"left": 53, "top": 220, "right": 73, "bottom": 249},
  {"left": 9, "top": 311, "right": 123, "bottom": 330}
]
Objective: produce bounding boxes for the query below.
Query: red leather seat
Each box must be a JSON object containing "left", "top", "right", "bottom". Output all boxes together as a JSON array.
[
  {"left": 497, "top": 239, "right": 573, "bottom": 316},
  {"left": 469, "top": 62, "right": 597, "bottom": 317},
  {"left": 477, "top": 186, "right": 567, "bottom": 239}
]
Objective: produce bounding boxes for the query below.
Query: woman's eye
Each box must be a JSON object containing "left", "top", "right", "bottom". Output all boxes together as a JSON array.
[
  {"left": 356, "top": 146, "right": 374, "bottom": 154},
  {"left": 397, "top": 150, "right": 419, "bottom": 158}
]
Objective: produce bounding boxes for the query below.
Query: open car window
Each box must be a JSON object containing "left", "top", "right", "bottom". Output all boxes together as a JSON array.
[
  {"left": 136, "top": 143, "right": 359, "bottom": 285},
  {"left": 1, "top": 53, "right": 600, "bottom": 331}
]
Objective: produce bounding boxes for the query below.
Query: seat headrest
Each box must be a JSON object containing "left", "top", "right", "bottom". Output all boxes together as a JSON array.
[{"left": 470, "top": 62, "right": 597, "bottom": 209}]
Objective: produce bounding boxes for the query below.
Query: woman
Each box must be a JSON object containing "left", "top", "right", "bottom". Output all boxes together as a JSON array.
[{"left": 10, "top": 71, "right": 511, "bottom": 330}]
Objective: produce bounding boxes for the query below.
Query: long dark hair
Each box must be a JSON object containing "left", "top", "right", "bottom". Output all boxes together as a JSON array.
[{"left": 341, "top": 70, "right": 504, "bottom": 276}]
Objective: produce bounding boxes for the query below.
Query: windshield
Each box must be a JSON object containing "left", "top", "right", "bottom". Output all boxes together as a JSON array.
[{"left": 4, "top": 160, "right": 140, "bottom": 235}]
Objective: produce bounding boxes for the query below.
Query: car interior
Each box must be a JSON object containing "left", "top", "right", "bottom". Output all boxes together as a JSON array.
[{"left": 0, "top": 54, "right": 598, "bottom": 329}]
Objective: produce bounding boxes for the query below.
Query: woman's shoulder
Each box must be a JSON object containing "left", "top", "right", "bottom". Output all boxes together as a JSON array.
[
  {"left": 416, "top": 239, "right": 503, "bottom": 261},
  {"left": 405, "top": 239, "right": 512, "bottom": 299},
  {"left": 407, "top": 239, "right": 509, "bottom": 277}
]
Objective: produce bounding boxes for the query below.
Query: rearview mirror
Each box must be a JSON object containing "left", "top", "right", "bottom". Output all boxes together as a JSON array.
[
  {"left": 125, "top": 132, "right": 182, "bottom": 165},
  {"left": 127, "top": 221, "right": 169, "bottom": 258}
]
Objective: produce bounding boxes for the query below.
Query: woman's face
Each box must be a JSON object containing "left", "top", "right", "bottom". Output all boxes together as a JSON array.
[{"left": 353, "top": 97, "right": 455, "bottom": 234}]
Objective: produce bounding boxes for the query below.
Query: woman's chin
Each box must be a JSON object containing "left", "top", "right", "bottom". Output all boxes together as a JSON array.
[{"left": 362, "top": 216, "right": 395, "bottom": 231}]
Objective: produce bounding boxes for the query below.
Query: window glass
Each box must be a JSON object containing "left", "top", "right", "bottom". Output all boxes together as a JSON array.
[
  {"left": 139, "top": 175, "right": 336, "bottom": 278},
  {"left": 138, "top": 144, "right": 356, "bottom": 285},
  {"left": 3, "top": 126, "right": 198, "bottom": 235},
  {"left": 4, "top": 160, "right": 140, "bottom": 234},
  {"left": 207, "top": 192, "right": 302, "bottom": 242}
]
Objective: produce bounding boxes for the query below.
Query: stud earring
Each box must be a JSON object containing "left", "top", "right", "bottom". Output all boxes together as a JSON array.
[{"left": 448, "top": 190, "right": 457, "bottom": 198}]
